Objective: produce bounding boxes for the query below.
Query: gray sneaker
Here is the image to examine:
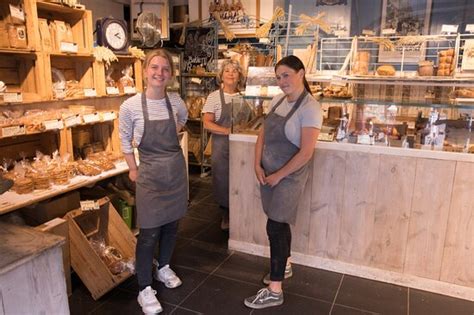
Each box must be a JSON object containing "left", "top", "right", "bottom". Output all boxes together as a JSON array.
[
  {"left": 262, "top": 263, "right": 293, "bottom": 285},
  {"left": 244, "top": 287, "right": 284, "bottom": 309}
]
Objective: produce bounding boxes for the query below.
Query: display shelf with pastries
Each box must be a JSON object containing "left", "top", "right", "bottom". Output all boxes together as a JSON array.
[{"left": 233, "top": 91, "right": 474, "bottom": 155}]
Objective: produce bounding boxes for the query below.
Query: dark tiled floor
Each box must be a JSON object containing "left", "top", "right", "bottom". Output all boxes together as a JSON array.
[{"left": 69, "top": 171, "right": 474, "bottom": 315}]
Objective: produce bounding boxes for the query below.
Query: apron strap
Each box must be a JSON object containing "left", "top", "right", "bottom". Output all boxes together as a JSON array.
[
  {"left": 164, "top": 92, "right": 178, "bottom": 131},
  {"left": 284, "top": 90, "right": 308, "bottom": 123},
  {"left": 219, "top": 88, "right": 226, "bottom": 106},
  {"left": 141, "top": 91, "right": 150, "bottom": 121}
]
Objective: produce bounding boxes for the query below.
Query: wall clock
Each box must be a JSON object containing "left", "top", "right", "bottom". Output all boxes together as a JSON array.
[{"left": 96, "top": 17, "right": 129, "bottom": 53}]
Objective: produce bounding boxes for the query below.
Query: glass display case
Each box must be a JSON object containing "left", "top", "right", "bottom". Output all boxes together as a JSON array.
[{"left": 231, "top": 91, "right": 474, "bottom": 154}]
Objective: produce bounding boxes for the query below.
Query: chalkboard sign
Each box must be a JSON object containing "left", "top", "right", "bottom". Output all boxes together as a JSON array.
[{"left": 183, "top": 26, "right": 217, "bottom": 73}]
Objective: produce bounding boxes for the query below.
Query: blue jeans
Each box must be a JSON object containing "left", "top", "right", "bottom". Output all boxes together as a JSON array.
[{"left": 136, "top": 220, "right": 179, "bottom": 291}]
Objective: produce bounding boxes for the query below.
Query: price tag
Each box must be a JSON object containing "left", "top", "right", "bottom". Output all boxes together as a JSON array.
[
  {"left": 106, "top": 86, "right": 120, "bottom": 95},
  {"left": 102, "top": 111, "right": 117, "bottom": 121},
  {"left": 123, "top": 86, "right": 136, "bottom": 94},
  {"left": 331, "top": 79, "right": 347, "bottom": 87},
  {"left": 80, "top": 200, "right": 100, "bottom": 211},
  {"left": 441, "top": 24, "right": 458, "bottom": 34},
  {"left": 334, "top": 30, "right": 347, "bottom": 37},
  {"left": 190, "top": 77, "right": 202, "bottom": 84},
  {"left": 3, "top": 92, "right": 23, "bottom": 103},
  {"left": 64, "top": 114, "right": 82, "bottom": 127},
  {"left": 83, "top": 112, "right": 100, "bottom": 124},
  {"left": 43, "top": 119, "right": 64, "bottom": 130},
  {"left": 362, "top": 29, "right": 375, "bottom": 36},
  {"left": 258, "top": 37, "right": 270, "bottom": 44},
  {"left": 84, "top": 88, "right": 97, "bottom": 97},
  {"left": 9, "top": 4, "right": 25, "bottom": 22},
  {"left": 59, "top": 42, "right": 78, "bottom": 53},
  {"left": 245, "top": 85, "right": 261, "bottom": 96},
  {"left": 267, "top": 86, "right": 282, "bottom": 96},
  {"left": 1, "top": 125, "right": 25, "bottom": 138},
  {"left": 382, "top": 28, "right": 397, "bottom": 36},
  {"left": 466, "top": 24, "right": 474, "bottom": 33}
]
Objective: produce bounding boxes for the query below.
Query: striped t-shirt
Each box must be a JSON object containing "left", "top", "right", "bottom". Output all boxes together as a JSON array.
[
  {"left": 202, "top": 90, "right": 241, "bottom": 121},
  {"left": 119, "top": 92, "right": 188, "bottom": 154}
]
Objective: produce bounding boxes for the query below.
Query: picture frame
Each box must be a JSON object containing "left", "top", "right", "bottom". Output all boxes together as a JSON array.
[{"left": 379, "top": 0, "right": 432, "bottom": 63}]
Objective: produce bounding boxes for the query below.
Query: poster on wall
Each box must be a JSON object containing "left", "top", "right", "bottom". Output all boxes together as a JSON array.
[{"left": 379, "top": 0, "right": 432, "bottom": 63}]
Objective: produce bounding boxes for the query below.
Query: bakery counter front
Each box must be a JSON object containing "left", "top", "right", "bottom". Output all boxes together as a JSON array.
[{"left": 229, "top": 133, "right": 474, "bottom": 301}]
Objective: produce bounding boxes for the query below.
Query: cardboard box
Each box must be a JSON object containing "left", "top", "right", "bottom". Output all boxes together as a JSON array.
[{"left": 21, "top": 191, "right": 81, "bottom": 225}]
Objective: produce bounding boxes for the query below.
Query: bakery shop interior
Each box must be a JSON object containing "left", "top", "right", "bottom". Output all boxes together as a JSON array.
[{"left": 1, "top": 0, "right": 474, "bottom": 314}]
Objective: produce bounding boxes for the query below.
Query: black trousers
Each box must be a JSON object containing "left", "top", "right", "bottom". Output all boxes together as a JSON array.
[
  {"left": 266, "top": 218, "right": 291, "bottom": 282},
  {"left": 136, "top": 220, "right": 179, "bottom": 291}
]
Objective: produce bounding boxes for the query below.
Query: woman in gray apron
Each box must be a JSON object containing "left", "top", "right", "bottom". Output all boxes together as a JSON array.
[
  {"left": 244, "top": 56, "right": 322, "bottom": 309},
  {"left": 202, "top": 60, "right": 245, "bottom": 230},
  {"left": 119, "top": 49, "right": 188, "bottom": 314}
]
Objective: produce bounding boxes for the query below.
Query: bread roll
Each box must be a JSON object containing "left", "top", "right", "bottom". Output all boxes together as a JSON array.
[{"left": 376, "top": 65, "right": 396, "bottom": 76}]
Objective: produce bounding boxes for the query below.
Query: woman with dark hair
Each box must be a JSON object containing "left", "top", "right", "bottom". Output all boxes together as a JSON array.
[
  {"left": 119, "top": 49, "right": 188, "bottom": 314},
  {"left": 244, "top": 55, "right": 322, "bottom": 309},
  {"left": 202, "top": 59, "right": 245, "bottom": 230}
]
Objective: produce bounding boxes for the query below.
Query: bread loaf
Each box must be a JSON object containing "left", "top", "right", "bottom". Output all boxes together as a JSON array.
[{"left": 376, "top": 65, "right": 396, "bottom": 76}]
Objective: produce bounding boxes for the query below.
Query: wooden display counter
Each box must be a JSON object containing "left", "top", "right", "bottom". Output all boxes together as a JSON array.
[
  {"left": 229, "top": 134, "right": 474, "bottom": 301},
  {"left": 0, "top": 222, "right": 69, "bottom": 314}
]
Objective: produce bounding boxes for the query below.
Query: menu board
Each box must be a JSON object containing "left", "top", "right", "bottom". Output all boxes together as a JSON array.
[{"left": 183, "top": 26, "right": 217, "bottom": 73}]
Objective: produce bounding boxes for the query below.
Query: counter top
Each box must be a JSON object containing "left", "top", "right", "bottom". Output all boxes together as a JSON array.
[
  {"left": 0, "top": 222, "right": 65, "bottom": 275},
  {"left": 230, "top": 133, "right": 474, "bottom": 163}
]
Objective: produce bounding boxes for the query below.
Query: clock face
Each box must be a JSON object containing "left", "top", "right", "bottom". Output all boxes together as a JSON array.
[{"left": 105, "top": 22, "right": 127, "bottom": 50}]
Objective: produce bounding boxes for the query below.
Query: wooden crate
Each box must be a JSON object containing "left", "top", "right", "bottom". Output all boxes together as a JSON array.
[
  {"left": 48, "top": 55, "right": 96, "bottom": 99},
  {"left": 64, "top": 197, "right": 136, "bottom": 300},
  {"left": 94, "top": 57, "right": 143, "bottom": 97},
  {"left": 35, "top": 2, "right": 93, "bottom": 54},
  {"left": 0, "top": 52, "right": 43, "bottom": 103},
  {"left": 0, "top": 131, "right": 61, "bottom": 160}
]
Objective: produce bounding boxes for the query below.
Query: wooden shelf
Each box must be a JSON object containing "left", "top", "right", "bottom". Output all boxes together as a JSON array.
[
  {"left": 36, "top": 1, "right": 86, "bottom": 21},
  {"left": 0, "top": 161, "right": 129, "bottom": 216},
  {"left": 0, "top": 49, "right": 37, "bottom": 57},
  {"left": 50, "top": 52, "right": 94, "bottom": 59}
]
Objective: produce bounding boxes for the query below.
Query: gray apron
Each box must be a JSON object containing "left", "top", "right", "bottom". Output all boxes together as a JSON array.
[
  {"left": 260, "top": 91, "right": 311, "bottom": 224},
  {"left": 136, "top": 92, "right": 188, "bottom": 228},
  {"left": 211, "top": 89, "right": 231, "bottom": 208}
]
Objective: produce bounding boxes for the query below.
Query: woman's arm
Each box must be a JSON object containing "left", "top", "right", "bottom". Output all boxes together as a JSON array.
[
  {"left": 203, "top": 113, "right": 230, "bottom": 135},
  {"left": 264, "top": 127, "right": 320, "bottom": 187},
  {"left": 124, "top": 153, "right": 138, "bottom": 182},
  {"left": 254, "top": 127, "right": 266, "bottom": 185}
]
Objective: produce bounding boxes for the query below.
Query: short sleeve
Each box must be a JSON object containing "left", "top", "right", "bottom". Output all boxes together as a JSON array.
[{"left": 299, "top": 97, "right": 323, "bottom": 129}]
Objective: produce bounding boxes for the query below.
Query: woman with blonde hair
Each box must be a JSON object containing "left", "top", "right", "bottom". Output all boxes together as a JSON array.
[
  {"left": 119, "top": 49, "right": 188, "bottom": 314},
  {"left": 202, "top": 59, "right": 245, "bottom": 230}
]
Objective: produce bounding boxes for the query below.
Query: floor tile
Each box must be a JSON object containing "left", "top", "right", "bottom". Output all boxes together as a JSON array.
[
  {"left": 335, "top": 275, "right": 407, "bottom": 315},
  {"left": 178, "top": 215, "right": 213, "bottom": 239},
  {"left": 179, "top": 275, "right": 255, "bottom": 315},
  {"left": 172, "top": 306, "right": 204, "bottom": 314},
  {"left": 187, "top": 202, "right": 222, "bottom": 222},
  {"left": 171, "top": 239, "right": 231, "bottom": 273},
  {"left": 214, "top": 252, "right": 269, "bottom": 286},
  {"left": 194, "top": 220, "right": 229, "bottom": 249},
  {"left": 91, "top": 289, "right": 176, "bottom": 315},
  {"left": 120, "top": 266, "right": 209, "bottom": 306},
  {"left": 283, "top": 264, "right": 343, "bottom": 302},
  {"left": 409, "top": 288, "right": 474, "bottom": 315},
  {"left": 68, "top": 275, "right": 117, "bottom": 315},
  {"left": 331, "top": 304, "right": 379, "bottom": 315},
  {"left": 250, "top": 292, "right": 332, "bottom": 315}
]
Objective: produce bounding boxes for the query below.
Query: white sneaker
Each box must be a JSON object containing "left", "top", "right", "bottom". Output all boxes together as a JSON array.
[
  {"left": 155, "top": 264, "right": 182, "bottom": 288},
  {"left": 137, "top": 286, "right": 162, "bottom": 314}
]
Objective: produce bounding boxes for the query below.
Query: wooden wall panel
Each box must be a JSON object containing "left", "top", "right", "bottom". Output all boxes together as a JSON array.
[
  {"left": 368, "top": 155, "right": 416, "bottom": 272},
  {"left": 337, "top": 151, "right": 380, "bottom": 265},
  {"left": 440, "top": 162, "right": 474, "bottom": 287},
  {"left": 229, "top": 141, "right": 267, "bottom": 246},
  {"left": 308, "top": 149, "right": 346, "bottom": 259},
  {"left": 404, "top": 159, "right": 456, "bottom": 279}
]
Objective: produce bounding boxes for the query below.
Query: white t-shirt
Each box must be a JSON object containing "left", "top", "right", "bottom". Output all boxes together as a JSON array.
[
  {"left": 202, "top": 89, "right": 241, "bottom": 121},
  {"left": 269, "top": 92, "right": 322, "bottom": 147}
]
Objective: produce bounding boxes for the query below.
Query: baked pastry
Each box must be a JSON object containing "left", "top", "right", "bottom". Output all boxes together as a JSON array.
[
  {"left": 376, "top": 65, "right": 396, "bottom": 76},
  {"left": 418, "top": 60, "right": 434, "bottom": 76}
]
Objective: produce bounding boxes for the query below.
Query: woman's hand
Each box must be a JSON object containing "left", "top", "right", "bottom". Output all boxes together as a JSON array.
[
  {"left": 129, "top": 169, "right": 138, "bottom": 182},
  {"left": 265, "top": 172, "right": 283, "bottom": 187},
  {"left": 255, "top": 164, "right": 266, "bottom": 185}
]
